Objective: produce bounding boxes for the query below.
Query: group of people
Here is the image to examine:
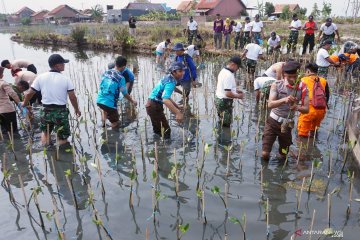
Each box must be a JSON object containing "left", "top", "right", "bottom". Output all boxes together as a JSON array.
[
  {"left": 193, "top": 13, "right": 341, "bottom": 55},
  {"left": 0, "top": 14, "right": 359, "bottom": 161}
]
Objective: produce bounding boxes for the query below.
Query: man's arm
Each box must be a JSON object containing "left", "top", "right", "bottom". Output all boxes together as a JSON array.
[
  {"left": 335, "top": 29, "right": 340, "bottom": 41},
  {"left": 241, "top": 49, "right": 248, "bottom": 58},
  {"left": 224, "top": 90, "right": 243, "bottom": 99},
  {"left": 275, "top": 68, "right": 283, "bottom": 80},
  {"left": 22, "top": 88, "right": 36, "bottom": 106},
  {"left": 295, "top": 95, "right": 309, "bottom": 114},
  {"left": 267, "top": 83, "right": 295, "bottom": 109},
  {"left": 3, "top": 83, "right": 20, "bottom": 104},
  {"left": 163, "top": 98, "right": 183, "bottom": 123},
  {"left": 325, "top": 57, "right": 337, "bottom": 65},
  {"left": 187, "top": 57, "right": 197, "bottom": 81},
  {"left": 317, "top": 30, "right": 323, "bottom": 40},
  {"left": 68, "top": 91, "right": 81, "bottom": 117}
]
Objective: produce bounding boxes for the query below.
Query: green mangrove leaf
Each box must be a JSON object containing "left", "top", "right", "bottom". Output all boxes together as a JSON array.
[
  {"left": 64, "top": 169, "right": 71, "bottom": 177},
  {"left": 211, "top": 186, "right": 220, "bottom": 194},
  {"left": 179, "top": 223, "right": 189, "bottom": 233},
  {"left": 228, "top": 216, "right": 240, "bottom": 224}
]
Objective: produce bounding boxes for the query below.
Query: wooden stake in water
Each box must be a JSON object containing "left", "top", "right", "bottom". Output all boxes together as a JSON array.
[
  {"left": 297, "top": 177, "right": 306, "bottom": 214},
  {"left": 174, "top": 149, "right": 179, "bottom": 196},
  {"left": 65, "top": 175, "right": 78, "bottom": 209},
  {"left": 202, "top": 190, "right": 207, "bottom": 224},
  {"left": 347, "top": 171, "right": 354, "bottom": 216},
  {"left": 327, "top": 193, "right": 331, "bottom": 228},
  {"left": 18, "top": 174, "right": 28, "bottom": 212},
  {"left": 296, "top": 142, "right": 302, "bottom": 166},
  {"left": 266, "top": 198, "right": 270, "bottom": 237},
  {"left": 226, "top": 145, "right": 232, "bottom": 176},
  {"left": 308, "top": 162, "right": 314, "bottom": 193},
  {"left": 309, "top": 209, "right": 316, "bottom": 240}
]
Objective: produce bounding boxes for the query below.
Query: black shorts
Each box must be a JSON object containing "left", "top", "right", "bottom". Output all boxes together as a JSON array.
[
  {"left": 97, "top": 103, "right": 119, "bottom": 123},
  {"left": 0, "top": 111, "right": 18, "bottom": 133},
  {"left": 27, "top": 64, "right": 37, "bottom": 74}
]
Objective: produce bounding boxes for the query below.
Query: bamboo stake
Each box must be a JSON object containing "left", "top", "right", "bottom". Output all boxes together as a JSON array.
[
  {"left": 65, "top": 175, "right": 78, "bottom": 209},
  {"left": 308, "top": 209, "right": 316, "bottom": 240},
  {"left": 33, "top": 190, "right": 45, "bottom": 229},
  {"left": 266, "top": 198, "right": 270, "bottom": 237},
  {"left": 346, "top": 172, "right": 354, "bottom": 216},
  {"left": 297, "top": 177, "right": 306, "bottom": 214},
  {"left": 308, "top": 162, "right": 314, "bottom": 193},
  {"left": 202, "top": 190, "right": 207, "bottom": 224},
  {"left": 296, "top": 142, "right": 302, "bottom": 166},
  {"left": 327, "top": 193, "right": 331, "bottom": 228},
  {"left": 18, "top": 174, "right": 29, "bottom": 212}
]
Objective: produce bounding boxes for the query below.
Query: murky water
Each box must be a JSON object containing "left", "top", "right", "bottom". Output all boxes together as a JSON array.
[{"left": 1, "top": 33, "right": 360, "bottom": 240}]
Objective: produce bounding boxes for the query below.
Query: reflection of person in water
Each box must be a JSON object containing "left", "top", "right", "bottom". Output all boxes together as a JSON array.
[
  {"left": 48, "top": 147, "right": 90, "bottom": 210},
  {"left": 156, "top": 144, "right": 189, "bottom": 202},
  {"left": 261, "top": 160, "right": 292, "bottom": 239}
]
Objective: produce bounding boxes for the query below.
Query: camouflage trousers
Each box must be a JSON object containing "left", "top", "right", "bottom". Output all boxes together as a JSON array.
[
  {"left": 246, "top": 58, "right": 257, "bottom": 74},
  {"left": 40, "top": 107, "right": 70, "bottom": 140},
  {"left": 287, "top": 31, "right": 299, "bottom": 53},
  {"left": 215, "top": 97, "right": 234, "bottom": 127},
  {"left": 234, "top": 32, "right": 242, "bottom": 50},
  {"left": 188, "top": 30, "right": 197, "bottom": 45},
  {"left": 318, "top": 67, "right": 329, "bottom": 79},
  {"left": 320, "top": 34, "right": 335, "bottom": 46},
  {"left": 240, "top": 32, "right": 251, "bottom": 49}
]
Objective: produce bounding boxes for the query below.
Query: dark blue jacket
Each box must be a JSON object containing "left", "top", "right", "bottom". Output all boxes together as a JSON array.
[{"left": 175, "top": 54, "right": 197, "bottom": 82}]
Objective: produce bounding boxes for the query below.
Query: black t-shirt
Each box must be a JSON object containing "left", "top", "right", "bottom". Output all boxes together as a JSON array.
[{"left": 129, "top": 18, "right": 136, "bottom": 28}]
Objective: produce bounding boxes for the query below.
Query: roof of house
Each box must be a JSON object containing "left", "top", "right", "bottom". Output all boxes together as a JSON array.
[
  {"left": 31, "top": 10, "right": 49, "bottom": 18},
  {"left": 15, "top": 7, "right": 35, "bottom": 15},
  {"left": 45, "top": 4, "right": 79, "bottom": 18},
  {"left": 196, "top": 0, "right": 246, "bottom": 10},
  {"left": 125, "top": 2, "right": 165, "bottom": 11},
  {"left": 177, "top": 1, "right": 194, "bottom": 12},
  {"left": 273, "top": 4, "right": 299, "bottom": 14}
]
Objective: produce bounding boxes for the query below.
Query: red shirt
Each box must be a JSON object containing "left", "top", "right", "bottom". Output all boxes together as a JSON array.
[{"left": 304, "top": 21, "right": 317, "bottom": 35}]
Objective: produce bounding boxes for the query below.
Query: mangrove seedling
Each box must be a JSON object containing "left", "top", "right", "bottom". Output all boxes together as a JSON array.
[
  {"left": 178, "top": 223, "right": 190, "bottom": 240},
  {"left": 229, "top": 213, "right": 247, "bottom": 240},
  {"left": 211, "top": 186, "right": 227, "bottom": 211}
]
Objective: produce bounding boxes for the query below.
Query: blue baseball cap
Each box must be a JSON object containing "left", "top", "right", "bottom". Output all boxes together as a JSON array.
[
  {"left": 168, "top": 62, "right": 185, "bottom": 72},
  {"left": 172, "top": 43, "right": 185, "bottom": 51}
]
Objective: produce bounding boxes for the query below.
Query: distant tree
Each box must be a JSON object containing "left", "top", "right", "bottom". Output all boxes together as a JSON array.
[
  {"left": 91, "top": 4, "right": 104, "bottom": 23},
  {"left": 311, "top": 3, "right": 321, "bottom": 18},
  {"left": 21, "top": 17, "right": 31, "bottom": 25},
  {"left": 257, "top": 0, "right": 265, "bottom": 17},
  {"left": 280, "top": 5, "right": 291, "bottom": 20},
  {"left": 240, "top": 9, "right": 249, "bottom": 16},
  {"left": 295, "top": 7, "right": 307, "bottom": 19},
  {"left": 264, "top": 2, "right": 275, "bottom": 16},
  {"left": 321, "top": 1, "right": 332, "bottom": 18}
]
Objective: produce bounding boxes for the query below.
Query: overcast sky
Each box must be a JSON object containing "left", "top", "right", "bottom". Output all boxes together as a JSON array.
[{"left": 1, "top": 0, "right": 350, "bottom": 17}]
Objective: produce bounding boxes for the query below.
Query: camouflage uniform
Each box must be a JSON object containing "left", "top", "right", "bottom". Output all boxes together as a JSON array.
[
  {"left": 40, "top": 107, "right": 70, "bottom": 140},
  {"left": 318, "top": 67, "right": 329, "bottom": 78},
  {"left": 287, "top": 31, "right": 299, "bottom": 53},
  {"left": 234, "top": 32, "right": 242, "bottom": 50},
  {"left": 246, "top": 58, "right": 257, "bottom": 74},
  {"left": 240, "top": 32, "right": 251, "bottom": 49},
  {"left": 215, "top": 97, "right": 233, "bottom": 127},
  {"left": 188, "top": 30, "right": 197, "bottom": 45},
  {"left": 320, "top": 34, "right": 335, "bottom": 46}
]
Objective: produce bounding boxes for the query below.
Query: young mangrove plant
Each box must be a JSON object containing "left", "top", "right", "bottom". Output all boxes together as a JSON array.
[
  {"left": 211, "top": 186, "right": 227, "bottom": 212},
  {"left": 229, "top": 213, "right": 247, "bottom": 240}
]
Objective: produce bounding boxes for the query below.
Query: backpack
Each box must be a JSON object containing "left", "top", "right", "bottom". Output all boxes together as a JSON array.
[{"left": 312, "top": 77, "right": 327, "bottom": 109}]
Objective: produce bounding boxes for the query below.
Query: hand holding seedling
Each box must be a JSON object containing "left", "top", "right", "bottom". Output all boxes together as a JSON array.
[
  {"left": 284, "top": 95, "right": 297, "bottom": 104},
  {"left": 75, "top": 109, "right": 81, "bottom": 117},
  {"left": 131, "top": 99, "right": 138, "bottom": 106}
]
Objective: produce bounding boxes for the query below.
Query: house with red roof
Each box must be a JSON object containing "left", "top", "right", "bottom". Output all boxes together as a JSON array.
[
  {"left": 272, "top": 4, "right": 300, "bottom": 17},
  {"left": 177, "top": 1, "right": 196, "bottom": 13},
  {"left": 7, "top": 6, "right": 35, "bottom": 25},
  {"left": 195, "top": 0, "right": 246, "bottom": 17},
  {"left": 31, "top": 10, "right": 49, "bottom": 24},
  {"left": 44, "top": 4, "right": 89, "bottom": 24}
]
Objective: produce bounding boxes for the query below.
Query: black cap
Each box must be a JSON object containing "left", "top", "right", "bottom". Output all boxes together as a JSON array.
[
  {"left": 229, "top": 56, "right": 242, "bottom": 67},
  {"left": 322, "top": 40, "right": 333, "bottom": 46},
  {"left": 245, "top": 16, "right": 250, "bottom": 21},
  {"left": 271, "top": 31, "right": 276, "bottom": 37},
  {"left": 48, "top": 54, "right": 69, "bottom": 67},
  {"left": 326, "top": 17, "right": 332, "bottom": 22},
  {"left": 283, "top": 61, "right": 301, "bottom": 73}
]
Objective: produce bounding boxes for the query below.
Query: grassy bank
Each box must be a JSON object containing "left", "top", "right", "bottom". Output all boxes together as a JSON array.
[{"left": 9, "top": 21, "right": 360, "bottom": 55}]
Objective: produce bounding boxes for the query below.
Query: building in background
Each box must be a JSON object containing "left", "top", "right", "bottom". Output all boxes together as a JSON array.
[
  {"left": 272, "top": 4, "right": 300, "bottom": 18},
  {"left": 195, "top": 0, "right": 247, "bottom": 17}
]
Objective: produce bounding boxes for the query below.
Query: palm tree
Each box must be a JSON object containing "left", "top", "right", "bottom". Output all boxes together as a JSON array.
[{"left": 91, "top": 4, "right": 104, "bottom": 23}]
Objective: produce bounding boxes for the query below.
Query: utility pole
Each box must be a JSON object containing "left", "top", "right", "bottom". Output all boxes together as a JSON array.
[{"left": 1, "top": 0, "right": 7, "bottom": 14}]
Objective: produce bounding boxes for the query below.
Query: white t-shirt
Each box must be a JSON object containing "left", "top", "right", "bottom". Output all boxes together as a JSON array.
[
  {"left": 234, "top": 22, "right": 242, "bottom": 32},
  {"left": 244, "top": 22, "right": 252, "bottom": 32},
  {"left": 156, "top": 41, "right": 167, "bottom": 53},
  {"left": 251, "top": 21, "right": 263, "bottom": 32},
  {"left": 320, "top": 23, "right": 337, "bottom": 35},
  {"left": 290, "top": 19, "right": 302, "bottom": 30},
  {"left": 187, "top": 20, "right": 198, "bottom": 31},
  {"left": 316, "top": 48, "right": 330, "bottom": 67},
  {"left": 31, "top": 72, "right": 74, "bottom": 105},
  {"left": 268, "top": 36, "right": 281, "bottom": 47},
  {"left": 245, "top": 43, "right": 263, "bottom": 61},
  {"left": 185, "top": 45, "right": 200, "bottom": 58},
  {"left": 254, "top": 77, "right": 276, "bottom": 91},
  {"left": 216, "top": 68, "right": 237, "bottom": 99}
]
